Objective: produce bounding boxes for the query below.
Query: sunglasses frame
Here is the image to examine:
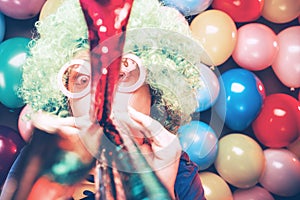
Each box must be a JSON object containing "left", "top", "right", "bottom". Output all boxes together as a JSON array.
[
  {"left": 57, "top": 59, "right": 91, "bottom": 99},
  {"left": 117, "top": 53, "right": 146, "bottom": 93}
]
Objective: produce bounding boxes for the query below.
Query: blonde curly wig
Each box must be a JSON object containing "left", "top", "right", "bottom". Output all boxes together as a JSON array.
[{"left": 19, "top": 0, "right": 206, "bottom": 132}]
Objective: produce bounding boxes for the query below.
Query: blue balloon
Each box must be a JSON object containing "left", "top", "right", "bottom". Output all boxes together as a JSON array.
[
  {"left": 178, "top": 121, "right": 218, "bottom": 170},
  {"left": 214, "top": 68, "right": 265, "bottom": 131},
  {"left": 161, "top": 0, "right": 213, "bottom": 16},
  {"left": 0, "top": 12, "right": 5, "bottom": 42}
]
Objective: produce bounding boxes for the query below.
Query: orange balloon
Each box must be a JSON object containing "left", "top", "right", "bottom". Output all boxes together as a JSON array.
[
  {"left": 214, "top": 133, "right": 265, "bottom": 189},
  {"left": 190, "top": 9, "right": 237, "bottom": 66},
  {"left": 39, "top": 0, "right": 66, "bottom": 20},
  {"left": 199, "top": 172, "right": 233, "bottom": 200},
  {"left": 262, "top": 0, "right": 300, "bottom": 23}
]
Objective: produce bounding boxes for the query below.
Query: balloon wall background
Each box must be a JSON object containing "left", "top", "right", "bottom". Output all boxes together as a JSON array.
[{"left": 0, "top": 0, "right": 299, "bottom": 199}]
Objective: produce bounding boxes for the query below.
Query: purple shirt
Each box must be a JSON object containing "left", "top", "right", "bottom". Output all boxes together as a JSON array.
[{"left": 174, "top": 151, "right": 206, "bottom": 200}]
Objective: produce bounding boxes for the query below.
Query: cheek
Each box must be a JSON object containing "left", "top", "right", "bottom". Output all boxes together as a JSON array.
[
  {"left": 129, "top": 92, "right": 151, "bottom": 115},
  {"left": 69, "top": 94, "right": 91, "bottom": 117}
]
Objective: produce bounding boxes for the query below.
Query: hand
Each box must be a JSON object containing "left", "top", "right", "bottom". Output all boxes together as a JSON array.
[
  {"left": 113, "top": 107, "right": 182, "bottom": 199},
  {"left": 31, "top": 111, "right": 103, "bottom": 164}
]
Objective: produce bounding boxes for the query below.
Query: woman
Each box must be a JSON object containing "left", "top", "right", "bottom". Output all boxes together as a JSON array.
[{"left": 1, "top": 0, "right": 207, "bottom": 199}]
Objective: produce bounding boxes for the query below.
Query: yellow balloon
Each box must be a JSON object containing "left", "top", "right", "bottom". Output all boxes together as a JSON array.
[
  {"left": 262, "top": 0, "right": 300, "bottom": 23},
  {"left": 214, "top": 133, "right": 265, "bottom": 189},
  {"left": 190, "top": 9, "right": 237, "bottom": 66},
  {"left": 39, "top": 0, "right": 66, "bottom": 20},
  {"left": 199, "top": 172, "right": 233, "bottom": 200}
]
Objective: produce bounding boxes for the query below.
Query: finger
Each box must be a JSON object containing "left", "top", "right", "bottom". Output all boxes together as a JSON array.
[
  {"left": 127, "top": 106, "right": 154, "bottom": 130},
  {"left": 128, "top": 107, "right": 170, "bottom": 142},
  {"left": 57, "top": 126, "right": 80, "bottom": 137},
  {"left": 113, "top": 111, "right": 151, "bottom": 141},
  {"left": 73, "top": 115, "right": 93, "bottom": 128},
  {"left": 31, "top": 111, "right": 77, "bottom": 133},
  {"left": 128, "top": 106, "right": 164, "bottom": 140},
  {"left": 113, "top": 111, "right": 145, "bottom": 131}
]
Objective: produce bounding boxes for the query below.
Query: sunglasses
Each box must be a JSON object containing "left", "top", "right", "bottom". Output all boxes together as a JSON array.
[{"left": 57, "top": 54, "right": 146, "bottom": 99}]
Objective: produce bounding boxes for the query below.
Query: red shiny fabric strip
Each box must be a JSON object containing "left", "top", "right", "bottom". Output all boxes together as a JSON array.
[{"left": 79, "top": 0, "right": 134, "bottom": 145}]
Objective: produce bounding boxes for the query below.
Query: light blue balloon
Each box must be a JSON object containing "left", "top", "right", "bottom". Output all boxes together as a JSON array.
[
  {"left": 178, "top": 121, "right": 218, "bottom": 170},
  {"left": 161, "top": 0, "right": 213, "bottom": 16},
  {"left": 195, "top": 63, "right": 220, "bottom": 112},
  {"left": 214, "top": 68, "right": 265, "bottom": 131},
  {"left": 0, "top": 12, "right": 5, "bottom": 42}
]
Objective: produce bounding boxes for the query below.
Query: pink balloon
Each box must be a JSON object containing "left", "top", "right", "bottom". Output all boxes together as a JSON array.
[
  {"left": 18, "top": 105, "right": 34, "bottom": 142},
  {"left": 232, "top": 23, "right": 279, "bottom": 71},
  {"left": 0, "top": 0, "right": 46, "bottom": 19},
  {"left": 272, "top": 26, "right": 300, "bottom": 89},
  {"left": 233, "top": 186, "right": 274, "bottom": 200},
  {"left": 259, "top": 148, "right": 300, "bottom": 197}
]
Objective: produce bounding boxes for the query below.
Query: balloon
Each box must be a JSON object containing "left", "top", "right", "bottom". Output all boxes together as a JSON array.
[
  {"left": 288, "top": 137, "right": 300, "bottom": 159},
  {"left": 0, "top": 0, "right": 46, "bottom": 20},
  {"left": 252, "top": 93, "right": 299, "bottom": 148},
  {"left": 39, "top": 0, "right": 65, "bottom": 20},
  {"left": 190, "top": 9, "right": 237, "bottom": 66},
  {"left": 199, "top": 172, "right": 233, "bottom": 200},
  {"left": 178, "top": 121, "right": 218, "bottom": 170},
  {"left": 0, "top": 12, "right": 5, "bottom": 42},
  {"left": 233, "top": 186, "right": 274, "bottom": 200},
  {"left": 0, "top": 125, "right": 25, "bottom": 186},
  {"left": 0, "top": 37, "right": 30, "bottom": 109},
  {"left": 211, "top": 0, "right": 264, "bottom": 22},
  {"left": 232, "top": 23, "right": 279, "bottom": 71},
  {"left": 259, "top": 149, "right": 300, "bottom": 197},
  {"left": 160, "top": 0, "right": 213, "bottom": 16},
  {"left": 18, "top": 105, "right": 34, "bottom": 142},
  {"left": 214, "top": 133, "right": 265, "bottom": 189},
  {"left": 262, "top": 0, "right": 300, "bottom": 24},
  {"left": 195, "top": 63, "right": 220, "bottom": 112},
  {"left": 214, "top": 68, "right": 265, "bottom": 131},
  {"left": 272, "top": 26, "right": 300, "bottom": 89}
]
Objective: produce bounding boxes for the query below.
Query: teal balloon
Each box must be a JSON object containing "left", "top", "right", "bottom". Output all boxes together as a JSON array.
[
  {"left": 0, "top": 37, "right": 30, "bottom": 109},
  {"left": 0, "top": 12, "right": 5, "bottom": 42}
]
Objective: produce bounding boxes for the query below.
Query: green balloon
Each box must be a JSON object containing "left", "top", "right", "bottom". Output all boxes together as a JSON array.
[{"left": 0, "top": 37, "right": 30, "bottom": 109}]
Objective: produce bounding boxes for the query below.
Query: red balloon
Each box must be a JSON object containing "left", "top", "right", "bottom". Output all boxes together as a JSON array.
[
  {"left": 252, "top": 93, "right": 300, "bottom": 148},
  {"left": 0, "top": 126, "right": 25, "bottom": 186},
  {"left": 212, "top": 0, "right": 264, "bottom": 22}
]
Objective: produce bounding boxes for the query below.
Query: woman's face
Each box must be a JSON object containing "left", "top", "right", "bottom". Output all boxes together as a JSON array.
[{"left": 60, "top": 53, "right": 151, "bottom": 118}]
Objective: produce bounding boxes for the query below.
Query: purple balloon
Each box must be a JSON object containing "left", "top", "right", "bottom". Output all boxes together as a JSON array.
[
  {"left": 233, "top": 186, "right": 274, "bottom": 200},
  {"left": 259, "top": 149, "right": 300, "bottom": 197},
  {"left": 0, "top": 125, "right": 25, "bottom": 186},
  {"left": 0, "top": 0, "right": 46, "bottom": 19}
]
